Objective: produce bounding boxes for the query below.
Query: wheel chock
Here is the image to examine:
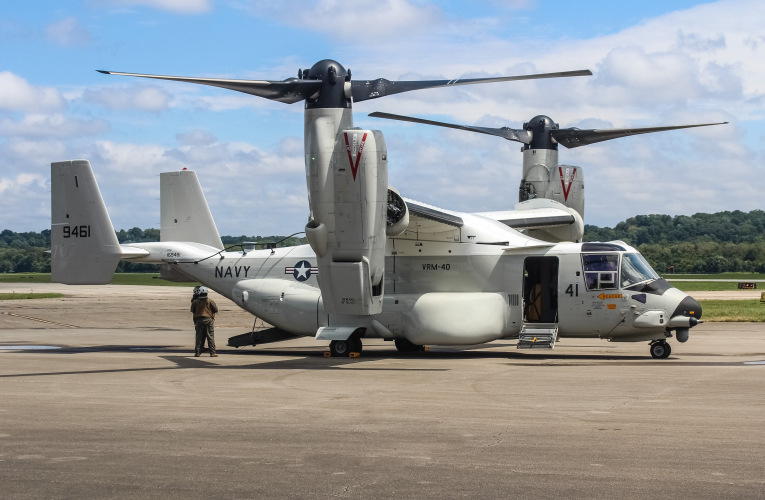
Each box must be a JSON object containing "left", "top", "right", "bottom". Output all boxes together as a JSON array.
[
  {"left": 349, "top": 352, "right": 360, "bottom": 358},
  {"left": 323, "top": 351, "right": 332, "bottom": 358}
]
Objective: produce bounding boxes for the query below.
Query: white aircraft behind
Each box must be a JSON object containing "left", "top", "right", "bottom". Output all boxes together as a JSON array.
[{"left": 51, "top": 159, "right": 701, "bottom": 359}]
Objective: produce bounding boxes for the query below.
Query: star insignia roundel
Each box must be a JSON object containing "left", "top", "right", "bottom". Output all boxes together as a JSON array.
[{"left": 284, "top": 260, "right": 318, "bottom": 282}]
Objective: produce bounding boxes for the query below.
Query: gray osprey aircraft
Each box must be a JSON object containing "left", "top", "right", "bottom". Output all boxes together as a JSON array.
[{"left": 51, "top": 60, "right": 704, "bottom": 359}]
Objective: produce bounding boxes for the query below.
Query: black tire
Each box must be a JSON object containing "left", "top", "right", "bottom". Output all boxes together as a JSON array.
[
  {"left": 329, "top": 339, "right": 351, "bottom": 357},
  {"left": 650, "top": 341, "right": 670, "bottom": 359},
  {"left": 661, "top": 342, "right": 672, "bottom": 358},
  {"left": 395, "top": 338, "right": 424, "bottom": 353}
]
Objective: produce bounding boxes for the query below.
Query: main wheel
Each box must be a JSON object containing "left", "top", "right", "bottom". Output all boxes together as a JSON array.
[
  {"left": 650, "top": 341, "right": 671, "bottom": 359},
  {"left": 661, "top": 342, "right": 671, "bottom": 358},
  {"left": 329, "top": 339, "right": 351, "bottom": 357},
  {"left": 395, "top": 338, "right": 424, "bottom": 353}
]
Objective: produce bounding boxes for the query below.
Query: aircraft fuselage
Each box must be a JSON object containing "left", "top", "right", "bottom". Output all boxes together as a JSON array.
[{"left": 129, "top": 235, "right": 701, "bottom": 347}]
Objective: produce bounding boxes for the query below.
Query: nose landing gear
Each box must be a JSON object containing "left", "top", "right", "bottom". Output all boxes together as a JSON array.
[{"left": 649, "top": 340, "right": 672, "bottom": 359}]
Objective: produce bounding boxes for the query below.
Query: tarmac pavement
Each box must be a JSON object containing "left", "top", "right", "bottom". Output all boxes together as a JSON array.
[{"left": 0, "top": 284, "right": 764, "bottom": 498}]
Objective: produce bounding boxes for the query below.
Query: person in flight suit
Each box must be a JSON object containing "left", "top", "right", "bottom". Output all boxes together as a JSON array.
[{"left": 190, "top": 286, "right": 219, "bottom": 357}]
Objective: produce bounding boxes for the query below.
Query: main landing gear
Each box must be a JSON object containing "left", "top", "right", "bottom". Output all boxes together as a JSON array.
[
  {"left": 329, "top": 337, "right": 362, "bottom": 357},
  {"left": 326, "top": 337, "right": 426, "bottom": 357},
  {"left": 649, "top": 340, "right": 672, "bottom": 359}
]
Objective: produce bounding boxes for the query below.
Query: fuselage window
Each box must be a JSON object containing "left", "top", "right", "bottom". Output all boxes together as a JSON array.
[{"left": 582, "top": 253, "right": 619, "bottom": 291}]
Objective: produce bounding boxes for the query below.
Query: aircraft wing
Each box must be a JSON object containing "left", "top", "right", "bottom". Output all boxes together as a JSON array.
[
  {"left": 395, "top": 198, "right": 463, "bottom": 242},
  {"left": 476, "top": 207, "right": 575, "bottom": 229},
  {"left": 405, "top": 199, "right": 464, "bottom": 228},
  {"left": 398, "top": 198, "right": 554, "bottom": 247},
  {"left": 476, "top": 199, "right": 585, "bottom": 243}
]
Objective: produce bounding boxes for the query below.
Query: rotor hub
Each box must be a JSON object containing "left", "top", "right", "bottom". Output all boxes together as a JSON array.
[
  {"left": 524, "top": 115, "right": 559, "bottom": 151},
  {"left": 303, "top": 59, "right": 351, "bottom": 109}
]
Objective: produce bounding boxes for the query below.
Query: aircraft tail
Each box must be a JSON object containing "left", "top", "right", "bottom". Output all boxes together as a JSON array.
[
  {"left": 160, "top": 170, "right": 223, "bottom": 250},
  {"left": 51, "top": 160, "right": 123, "bottom": 284}
]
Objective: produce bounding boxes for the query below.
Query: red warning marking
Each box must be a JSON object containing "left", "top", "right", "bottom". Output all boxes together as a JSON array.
[
  {"left": 559, "top": 166, "right": 576, "bottom": 201},
  {"left": 344, "top": 132, "right": 368, "bottom": 181}
]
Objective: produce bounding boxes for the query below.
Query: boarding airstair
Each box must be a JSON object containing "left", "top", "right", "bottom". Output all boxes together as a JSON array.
[{"left": 517, "top": 323, "right": 558, "bottom": 349}]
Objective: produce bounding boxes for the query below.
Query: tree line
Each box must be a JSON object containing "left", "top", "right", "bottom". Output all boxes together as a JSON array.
[
  {"left": 2, "top": 210, "right": 765, "bottom": 274},
  {"left": 583, "top": 210, "right": 765, "bottom": 273}
]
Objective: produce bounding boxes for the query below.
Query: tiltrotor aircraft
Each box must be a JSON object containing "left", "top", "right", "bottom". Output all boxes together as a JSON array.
[{"left": 51, "top": 59, "right": 705, "bottom": 359}]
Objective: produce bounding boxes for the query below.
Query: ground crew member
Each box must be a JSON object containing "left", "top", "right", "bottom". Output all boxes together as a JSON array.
[
  {"left": 191, "top": 286, "right": 207, "bottom": 353},
  {"left": 191, "top": 286, "right": 218, "bottom": 357}
]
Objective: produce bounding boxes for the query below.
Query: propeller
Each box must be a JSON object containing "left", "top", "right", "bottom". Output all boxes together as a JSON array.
[
  {"left": 369, "top": 111, "right": 532, "bottom": 144},
  {"left": 368, "top": 112, "right": 533, "bottom": 143},
  {"left": 368, "top": 111, "right": 728, "bottom": 149},
  {"left": 98, "top": 59, "right": 592, "bottom": 109},
  {"left": 349, "top": 69, "right": 593, "bottom": 103},
  {"left": 96, "top": 70, "right": 321, "bottom": 104},
  {"left": 550, "top": 122, "right": 729, "bottom": 149}
]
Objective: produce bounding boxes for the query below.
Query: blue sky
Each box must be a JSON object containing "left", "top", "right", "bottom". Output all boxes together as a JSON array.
[{"left": 1, "top": 0, "right": 763, "bottom": 236}]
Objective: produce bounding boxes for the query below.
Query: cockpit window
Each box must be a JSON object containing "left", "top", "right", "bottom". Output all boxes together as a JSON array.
[
  {"left": 582, "top": 254, "right": 619, "bottom": 290},
  {"left": 621, "top": 253, "right": 659, "bottom": 288}
]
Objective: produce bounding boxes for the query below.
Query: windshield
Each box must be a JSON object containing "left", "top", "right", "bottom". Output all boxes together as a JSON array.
[{"left": 620, "top": 253, "right": 660, "bottom": 288}]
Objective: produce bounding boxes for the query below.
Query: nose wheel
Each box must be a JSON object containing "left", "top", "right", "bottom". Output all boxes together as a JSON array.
[{"left": 649, "top": 340, "right": 671, "bottom": 359}]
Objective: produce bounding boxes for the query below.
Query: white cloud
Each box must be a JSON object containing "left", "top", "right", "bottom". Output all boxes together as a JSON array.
[
  {"left": 177, "top": 129, "right": 217, "bottom": 146},
  {"left": 0, "top": 114, "right": 108, "bottom": 138},
  {"left": 0, "top": 72, "right": 66, "bottom": 112},
  {"left": 58, "top": 138, "right": 310, "bottom": 234},
  {"left": 0, "top": 171, "right": 50, "bottom": 231},
  {"left": 101, "top": 0, "right": 212, "bottom": 14},
  {"left": 45, "top": 17, "right": 92, "bottom": 46},
  {"left": 242, "top": 0, "right": 443, "bottom": 40},
  {"left": 82, "top": 85, "right": 172, "bottom": 111},
  {"left": 0, "top": 172, "right": 47, "bottom": 195}
]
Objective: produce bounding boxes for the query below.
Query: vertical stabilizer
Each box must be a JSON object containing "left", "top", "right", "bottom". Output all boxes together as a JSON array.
[
  {"left": 160, "top": 170, "right": 223, "bottom": 249},
  {"left": 51, "top": 160, "right": 122, "bottom": 284}
]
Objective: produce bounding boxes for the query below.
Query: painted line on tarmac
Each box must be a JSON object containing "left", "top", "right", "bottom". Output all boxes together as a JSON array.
[
  {"left": 0, "top": 345, "right": 62, "bottom": 350},
  {"left": 0, "top": 311, "right": 78, "bottom": 328}
]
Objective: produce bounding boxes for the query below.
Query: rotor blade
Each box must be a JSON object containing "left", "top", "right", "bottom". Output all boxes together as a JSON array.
[
  {"left": 352, "top": 69, "right": 592, "bottom": 103},
  {"left": 96, "top": 70, "right": 322, "bottom": 104},
  {"left": 551, "top": 122, "right": 729, "bottom": 149},
  {"left": 368, "top": 112, "right": 532, "bottom": 144}
]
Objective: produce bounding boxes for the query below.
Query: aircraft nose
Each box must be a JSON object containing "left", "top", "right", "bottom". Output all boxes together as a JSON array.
[{"left": 672, "top": 295, "right": 702, "bottom": 320}]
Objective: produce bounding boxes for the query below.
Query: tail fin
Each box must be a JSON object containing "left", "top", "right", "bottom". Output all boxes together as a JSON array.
[
  {"left": 160, "top": 170, "right": 223, "bottom": 249},
  {"left": 51, "top": 160, "right": 122, "bottom": 284}
]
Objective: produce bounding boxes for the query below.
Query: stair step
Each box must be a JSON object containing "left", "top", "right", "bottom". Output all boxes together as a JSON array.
[{"left": 518, "top": 324, "right": 558, "bottom": 349}]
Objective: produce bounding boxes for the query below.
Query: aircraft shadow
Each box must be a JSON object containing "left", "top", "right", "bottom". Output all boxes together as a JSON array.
[{"left": 2, "top": 343, "right": 755, "bottom": 379}]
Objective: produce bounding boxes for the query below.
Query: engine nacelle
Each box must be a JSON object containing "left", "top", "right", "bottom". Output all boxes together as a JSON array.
[
  {"left": 386, "top": 186, "right": 409, "bottom": 236},
  {"left": 305, "top": 128, "right": 387, "bottom": 315}
]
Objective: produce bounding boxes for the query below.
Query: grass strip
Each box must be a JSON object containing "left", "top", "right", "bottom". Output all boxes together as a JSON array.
[
  {"left": 698, "top": 299, "right": 765, "bottom": 322},
  {"left": 0, "top": 293, "right": 64, "bottom": 300}
]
